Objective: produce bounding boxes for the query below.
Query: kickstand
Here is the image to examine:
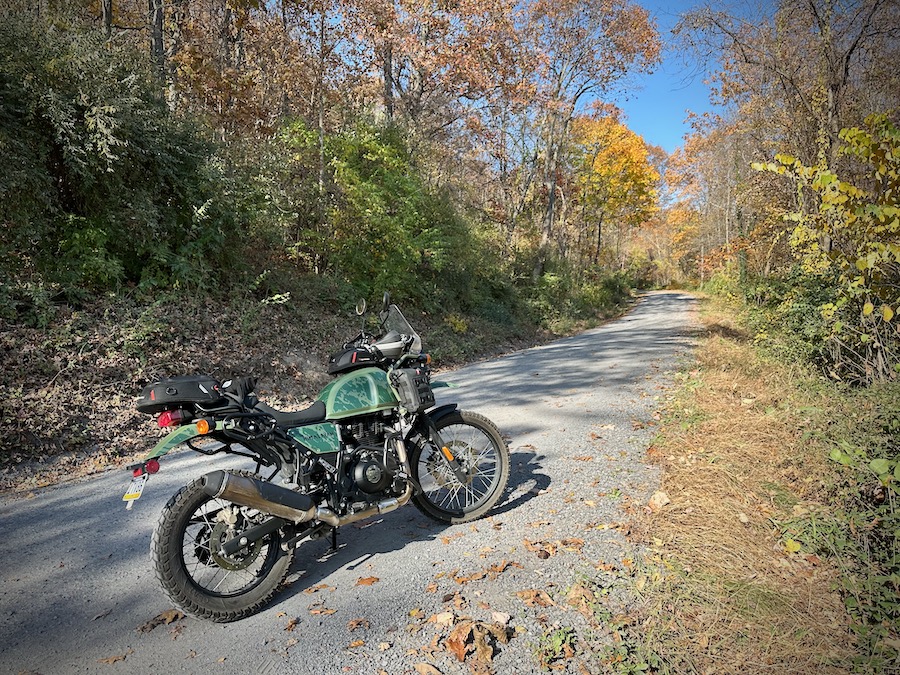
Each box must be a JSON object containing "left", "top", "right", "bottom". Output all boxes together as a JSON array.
[{"left": 327, "top": 528, "right": 338, "bottom": 553}]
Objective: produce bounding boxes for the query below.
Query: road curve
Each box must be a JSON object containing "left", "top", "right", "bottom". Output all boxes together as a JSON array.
[{"left": 0, "top": 291, "right": 697, "bottom": 674}]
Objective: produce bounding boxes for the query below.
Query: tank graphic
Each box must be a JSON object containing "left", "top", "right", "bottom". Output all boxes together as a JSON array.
[
  {"left": 317, "top": 367, "right": 397, "bottom": 420},
  {"left": 288, "top": 422, "right": 340, "bottom": 455}
]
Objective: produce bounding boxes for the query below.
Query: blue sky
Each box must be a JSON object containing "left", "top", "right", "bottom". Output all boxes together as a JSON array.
[{"left": 615, "top": 0, "right": 717, "bottom": 154}]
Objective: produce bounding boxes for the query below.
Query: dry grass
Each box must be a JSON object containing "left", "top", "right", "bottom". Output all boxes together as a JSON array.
[{"left": 631, "top": 299, "right": 855, "bottom": 674}]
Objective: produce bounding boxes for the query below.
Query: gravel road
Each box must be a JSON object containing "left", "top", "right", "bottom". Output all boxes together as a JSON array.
[{"left": 0, "top": 291, "right": 697, "bottom": 675}]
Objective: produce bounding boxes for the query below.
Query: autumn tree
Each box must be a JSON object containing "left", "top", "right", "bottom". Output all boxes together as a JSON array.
[
  {"left": 522, "top": 0, "right": 659, "bottom": 278},
  {"left": 566, "top": 113, "right": 660, "bottom": 271}
]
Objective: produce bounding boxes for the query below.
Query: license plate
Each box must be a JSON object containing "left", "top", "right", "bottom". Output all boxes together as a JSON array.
[{"left": 123, "top": 474, "right": 149, "bottom": 509}]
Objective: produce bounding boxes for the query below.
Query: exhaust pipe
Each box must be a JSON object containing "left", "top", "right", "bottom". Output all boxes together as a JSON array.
[
  {"left": 200, "top": 470, "right": 414, "bottom": 530},
  {"left": 202, "top": 471, "right": 317, "bottom": 524},
  {"left": 313, "top": 484, "right": 413, "bottom": 528}
]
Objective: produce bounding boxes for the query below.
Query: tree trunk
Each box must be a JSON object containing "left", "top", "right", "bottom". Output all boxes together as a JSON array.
[
  {"left": 101, "top": 0, "right": 112, "bottom": 38},
  {"left": 166, "top": 0, "right": 186, "bottom": 110},
  {"left": 149, "top": 0, "right": 165, "bottom": 84},
  {"left": 383, "top": 42, "right": 394, "bottom": 121}
]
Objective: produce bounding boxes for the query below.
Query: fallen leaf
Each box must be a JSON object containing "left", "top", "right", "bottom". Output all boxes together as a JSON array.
[
  {"left": 347, "top": 618, "right": 370, "bottom": 631},
  {"left": 137, "top": 609, "right": 185, "bottom": 633},
  {"left": 355, "top": 576, "right": 380, "bottom": 586},
  {"left": 648, "top": 491, "right": 670, "bottom": 512},
  {"left": 560, "top": 538, "right": 585, "bottom": 552},
  {"left": 308, "top": 601, "right": 337, "bottom": 616},
  {"left": 427, "top": 611, "right": 455, "bottom": 626},
  {"left": 413, "top": 664, "right": 442, "bottom": 675},
  {"left": 285, "top": 617, "right": 300, "bottom": 632},
  {"left": 98, "top": 649, "right": 133, "bottom": 665},
  {"left": 348, "top": 639, "right": 365, "bottom": 648},
  {"left": 516, "top": 589, "right": 555, "bottom": 607},
  {"left": 303, "top": 583, "right": 336, "bottom": 594},
  {"left": 92, "top": 609, "right": 112, "bottom": 621},
  {"left": 446, "top": 621, "right": 473, "bottom": 661},
  {"left": 425, "top": 582, "right": 438, "bottom": 593},
  {"left": 378, "top": 642, "right": 391, "bottom": 651},
  {"left": 572, "top": 456, "right": 593, "bottom": 462},
  {"left": 566, "top": 584, "right": 595, "bottom": 619}
]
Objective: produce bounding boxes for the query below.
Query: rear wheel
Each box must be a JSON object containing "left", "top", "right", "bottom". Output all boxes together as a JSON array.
[
  {"left": 151, "top": 470, "right": 294, "bottom": 622},
  {"left": 411, "top": 410, "right": 509, "bottom": 523}
]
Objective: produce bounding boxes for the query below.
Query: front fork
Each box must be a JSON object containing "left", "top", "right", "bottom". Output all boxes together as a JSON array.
[{"left": 425, "top": 418, "right": 469, "bottom": 484}]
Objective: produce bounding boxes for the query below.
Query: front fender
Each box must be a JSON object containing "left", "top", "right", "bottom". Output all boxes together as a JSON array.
[
  {"left": 423, "top": 403, "right": 458, "bottom": 426},
  {"left": 144, "top": 421, "right": 225, "bottom": 460}
]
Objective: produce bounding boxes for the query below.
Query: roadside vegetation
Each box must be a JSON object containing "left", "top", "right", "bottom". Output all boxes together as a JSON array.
[{"left": 611, "top": 289, "right": 899, "bottom": 674}]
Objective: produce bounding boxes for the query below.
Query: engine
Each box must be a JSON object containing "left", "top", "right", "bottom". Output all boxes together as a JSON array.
[{"left": 338, "top": 417, "right": 405, "bottom": 511}]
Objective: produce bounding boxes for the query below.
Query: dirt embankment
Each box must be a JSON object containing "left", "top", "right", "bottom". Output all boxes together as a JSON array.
[{"left": 0, "top": 293, "right": 550, "bottom": 495}]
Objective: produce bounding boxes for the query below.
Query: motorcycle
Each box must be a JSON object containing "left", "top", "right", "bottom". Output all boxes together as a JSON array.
[{"left": 123, "top": 293, "right": 509, "bottom": 622}]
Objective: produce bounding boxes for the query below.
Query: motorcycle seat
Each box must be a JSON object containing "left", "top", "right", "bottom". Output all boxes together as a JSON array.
[{"left": 255, "top": 400, "right": 327, "bottom": 427}]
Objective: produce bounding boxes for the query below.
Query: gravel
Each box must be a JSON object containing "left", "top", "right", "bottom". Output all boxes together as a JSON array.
[{"left": 0, "top": 291, "right": 697, "bottom": 675}]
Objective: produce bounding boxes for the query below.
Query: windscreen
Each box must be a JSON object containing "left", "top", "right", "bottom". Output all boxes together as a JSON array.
[{"left": 381, "top": 305, "right": 422, "bottom": 354}]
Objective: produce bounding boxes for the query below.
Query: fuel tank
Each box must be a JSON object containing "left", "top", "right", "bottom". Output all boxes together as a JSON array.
[{"left": 316, "top": 367, "right": 398, "bottom": 420}]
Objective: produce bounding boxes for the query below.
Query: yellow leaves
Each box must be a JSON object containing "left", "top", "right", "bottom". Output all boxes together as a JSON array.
[
  {"left": 784, "top": 538, "right": 803, "bottom": 554},
  {"left": 883, "top": 306, "right": 895, "bottom": 322}
]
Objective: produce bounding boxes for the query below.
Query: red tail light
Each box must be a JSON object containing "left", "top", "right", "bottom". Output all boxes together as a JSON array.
[{"left": 158, "top": 409, "right": 184, "bottom": 428}]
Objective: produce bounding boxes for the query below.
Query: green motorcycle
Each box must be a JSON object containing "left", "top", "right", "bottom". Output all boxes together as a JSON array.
[{"left": 123, "top": 294, "right": 509, "bottom": 622}]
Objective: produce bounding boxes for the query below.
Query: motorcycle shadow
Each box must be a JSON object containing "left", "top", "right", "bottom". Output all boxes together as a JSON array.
[{"left": 269, "top": 446, "right": 551, "bottom": 609}]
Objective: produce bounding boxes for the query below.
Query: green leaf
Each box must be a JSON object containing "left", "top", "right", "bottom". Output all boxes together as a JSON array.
[{"left": 870, "top": 458, "right": 891, "bottom": 475}]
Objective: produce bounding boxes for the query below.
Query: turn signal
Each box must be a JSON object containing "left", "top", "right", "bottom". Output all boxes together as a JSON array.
[{"left": 195, "top": 419, "right": 211, "bottom": 434}]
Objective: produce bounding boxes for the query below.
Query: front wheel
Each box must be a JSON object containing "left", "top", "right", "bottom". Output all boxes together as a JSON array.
[
  {"left": 411, "top": 410, "right": 509, "bottom": 523},
  {"left": 150, "top": 470, "right": 294, "bottom": 622}
]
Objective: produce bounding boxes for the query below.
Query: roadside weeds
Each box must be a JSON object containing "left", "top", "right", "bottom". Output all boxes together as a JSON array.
[{"left": 603, "top": 297, "right": 859, "bottom": 674}]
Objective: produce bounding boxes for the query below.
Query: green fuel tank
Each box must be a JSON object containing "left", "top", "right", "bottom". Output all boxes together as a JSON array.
[{"left": 316, "top": 367, "right": 398, "bottom": 420}]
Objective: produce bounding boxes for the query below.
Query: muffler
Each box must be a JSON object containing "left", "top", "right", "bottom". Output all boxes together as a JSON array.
[
  {"left": 201, "top": 471, "right": 317, "bottom": 524},
  {"left": 202, "top": 456, "right": 415, "bottom": 533}
]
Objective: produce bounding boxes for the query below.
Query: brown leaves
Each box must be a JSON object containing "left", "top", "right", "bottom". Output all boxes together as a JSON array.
[
  {"left": 414, "top": 664, "right": 443, "bottom": 675},
  {"left": 450, "top": 560, "right": 523, "bottom": 585},
  {"left": 515, "top": 589, "right": 556, "bottom": 607},
  {"left": 347, "top": 618, "right": 370, "bottom": 631},
  {"left": 355, "top": 576, "right": 380, "bottom": 586},
  {"left": 566, "top": 584, "right": 596, "bottom": 620},
  {"left": 523, "top": 538, "right": 585, "bottom": 559},
  {"left": 308, "top": 601, "right": 337, "bottom": 616},
  {"left": 137, "top": 609, "right": 184, "bottom": 633},
  {"left": 445, "top": 620, "right": 511, "bottom": 665},
  {"left": 303, "top": 583, "right": 336, "bottom": 594},
  {"left": 98, "top": 648, "right": 133, "bottom": 664}
]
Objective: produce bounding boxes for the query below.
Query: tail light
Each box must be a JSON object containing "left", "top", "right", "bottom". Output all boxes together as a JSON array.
[{"left": 158, "top": 409, "right": 185, "bottom": 428}]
